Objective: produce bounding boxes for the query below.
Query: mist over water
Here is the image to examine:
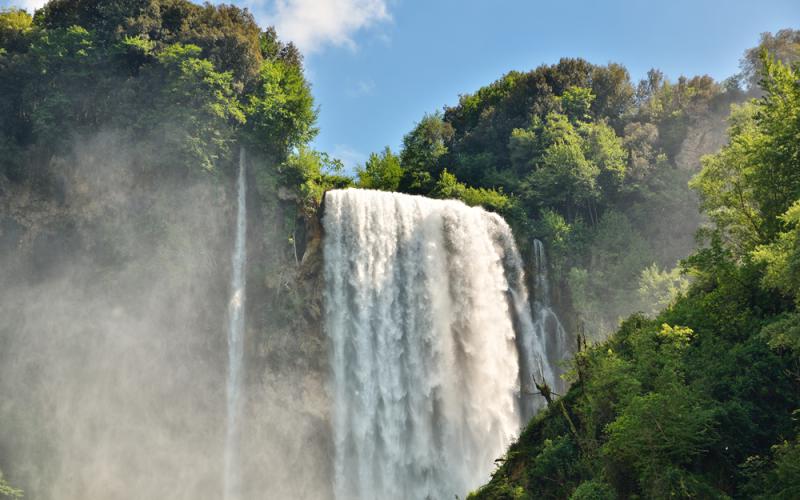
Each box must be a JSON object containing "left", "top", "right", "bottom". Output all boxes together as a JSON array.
[
  {"left": 224, "top": 146, "right": 248, "bottom": 500},
  {"left": 0, "top": 132, "right": 231, "bottom": 499},
  {"left": 0, "top": 132, "right": 331, "bottom": 500},
  {"left": 322, "top": 189, "right": 563, "bottom": 499}
]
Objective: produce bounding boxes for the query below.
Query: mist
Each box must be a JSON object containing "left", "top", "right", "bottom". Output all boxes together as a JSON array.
[{"left": 0, "top": 130, "right": 331, "bottom": 499}]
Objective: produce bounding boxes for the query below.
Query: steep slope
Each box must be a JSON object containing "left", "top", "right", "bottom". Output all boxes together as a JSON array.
[{"left": 469, "top": 53, "right": 800, "bottom": 500}]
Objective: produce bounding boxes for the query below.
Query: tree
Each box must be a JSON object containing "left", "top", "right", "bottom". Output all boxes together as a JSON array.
[
  {"left": 468, "top": 32, "right": 800, "bottom": 500},
  {"left": 275, "top": 147, "right": 348, "bottom": 207},
  {"left": 590, "top": 63, "right": 634, "bottom": 129},
  {"left": 357, "top": 146, "right": 404, "bottom": 191},
  {"left": 148, "top": 43, "right": 245, "bottom": 171},
  {"left": 753, "top": 201, "right": 800, "bottom": 354},
  {"left": 244, "top": 56, "right": 317, "bottom": 156},
  {"left": 602, "top": 387, "right": 718, "bottom": 498},
  {"left": 508, "top": 127, "right": 538, "bottom": 175},
  {"left": 0, "top": 0, "right": 317, "bottom": 182},
  {"left": 522, "top": 113, "right": 599, "bottom": 218},
  {"left": 0, "top": 8, "right": 32, "bottom": 53},
  {"left": 692, "top": 55, "right": 800, "bottom": 254},
  {"left": 561, "top": 86, "right": 595, "bottom": 123},
  {"left": 691, "top": 103, "right": 763, "bottom": 253},
  {"left": 578, "top": 120, "right": 627, "bottom": 196},
  {"left": 739, "top": 29, "right": 800, "bottom": 91},
  {"left": 621, "top": 121, "right": 659, "bottom": 183},
  {"left": 399, "top": 112, "right": 453, "bottom": 192},
  {"left": 636, "top": 264, "right": 690, "bottom": 317},
  {"left": 569, "top": 480, "right": 616, "bottom": 500},
  {"left": 432, "top": 169, "right": 511, "bottom": 212},
  {"left": 753, "top": 201, "right": 800, "bottom": 304}
]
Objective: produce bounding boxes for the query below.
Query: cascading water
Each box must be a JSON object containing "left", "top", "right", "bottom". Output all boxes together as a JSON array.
[
  {"left": 323, "top": 189, "right": 558, "bottom": 500},
  {"left": 223, "top": 146, "right": 247, "bottom": 500},
  {"left": 530, "top": 239, "right": 570, "bottom": 397}
]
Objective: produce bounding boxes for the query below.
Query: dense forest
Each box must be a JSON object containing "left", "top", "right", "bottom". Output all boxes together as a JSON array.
[{"left": 1, "top": 0, "right": 799, "bottom": 498}]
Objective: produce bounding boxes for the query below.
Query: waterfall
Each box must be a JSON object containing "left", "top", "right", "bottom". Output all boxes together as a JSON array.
[
  {"left": 529, "top": 239, "right": 569, "bottom": 397},
  {"left": 323, "top": 189, "right": 556, "bottom": 500},
  {"left": 224, "top": 146, "right": 247, "bottom": 500}
]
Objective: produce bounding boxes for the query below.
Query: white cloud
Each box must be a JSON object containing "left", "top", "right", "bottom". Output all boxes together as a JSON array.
[
  {"left": 3, "top": 0, "right": 392, "bottom": 54},
  {"left": 247, "top": 0, "right": 391, "bottom": 54}
]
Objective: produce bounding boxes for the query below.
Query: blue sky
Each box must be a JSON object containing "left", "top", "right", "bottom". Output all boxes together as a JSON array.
[
  {"left": 302, "top": 0, "right": 800, "bottom": 170},
  {"left": 5, "top": 0, "right": 800, "bottom": 170}
]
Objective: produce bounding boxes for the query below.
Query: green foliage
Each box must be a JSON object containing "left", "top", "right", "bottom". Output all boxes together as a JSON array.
[
  {"left": 740, "top": 431, "right": 800, "bottom": 500},
  {"left": 149, "top": 43, "right": 244, "bottom": 171},
  {"left": 35, "top": 0, "right": 269, "bottom": 83},
  {"left": 589, "top": 63, "right": 634, "bottom": 128},
  {"left": 569, "top": 480, "right": 616, "bottom": 500},
  {"left": 636, "top": 264, "right": 690, "bottom": 317},
  {"left": 575, "top": 338, "right": 641, "bottom": 442},
  {"left": 0, "top": 469, "right": 21, "bottom": 499},
  {"left": 508, "top": 127, "right": 538, "bottom": 174},
  {"left": 621, "top": 121, "right": 660, "bottom": 182},
  {"left": 749, "top": 56, "right": 800, "bottom": 237},
  {"left": 370, "top": 54, "right": 748, "bottom": 343},
  {"left": 738, "top": 29, "right": 800, "bottom": 90},
  {"left": 691, "top": 103, "right": 767, "bottom": 253},
  {"left": 0, "top": 8, "right": 32, "bottom": 53},
  {"left": 526, "top": 435, "right": 581, "bottom": 498},
  {"left": 244, "top": 56, "right": 317, "bottom": 154},
  {"left": 693, "top": 55, "right": 800, "bottom": 254},
  {"left": 765, "top": 437, "right": 800, "bottom": 499},
  {"left": 473, "top": 47, "right": 800, "bottom": 500},
  {"left": 399, "top": 112, "right": 453, "bottom": 192},
  {"left": 760, "top": 313, "right": 800, "bottom": 355},
  {"left": 579, "top": 120, "right": 627, "bottom": 195},
  {"left": 275, "top": 147, "right": 350, "bottom": 209},
  {"left": 432, "top": 169, "right": 512, "bottom": 213},
  {"left": 524, "top": 113, "right": 600, "bottom": 214},
  {"left": 602, "top": 386, "right": 717, "bottom": 497},
  {"left": 532, "top": 209, "right": 585, "bottom": 277},
  {"left": 568, "top": 211, "right": 653, "bottom": 336},
  {"left": 356, "top": 147, "right": 404, "bottom": 191},
  {"left": 561, "top": 86, "right": 596, "bottom": 123},
  {"left": 0, "top": 0, "right": 316, "bottom": 182},
  {"left": 753, "top": 200, "right": 800, "bottom": 304}
]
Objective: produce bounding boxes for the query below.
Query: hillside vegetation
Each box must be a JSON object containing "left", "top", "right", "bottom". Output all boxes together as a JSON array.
[{"left": 468, "top": 53, "right": 800, "bottom": 500}]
